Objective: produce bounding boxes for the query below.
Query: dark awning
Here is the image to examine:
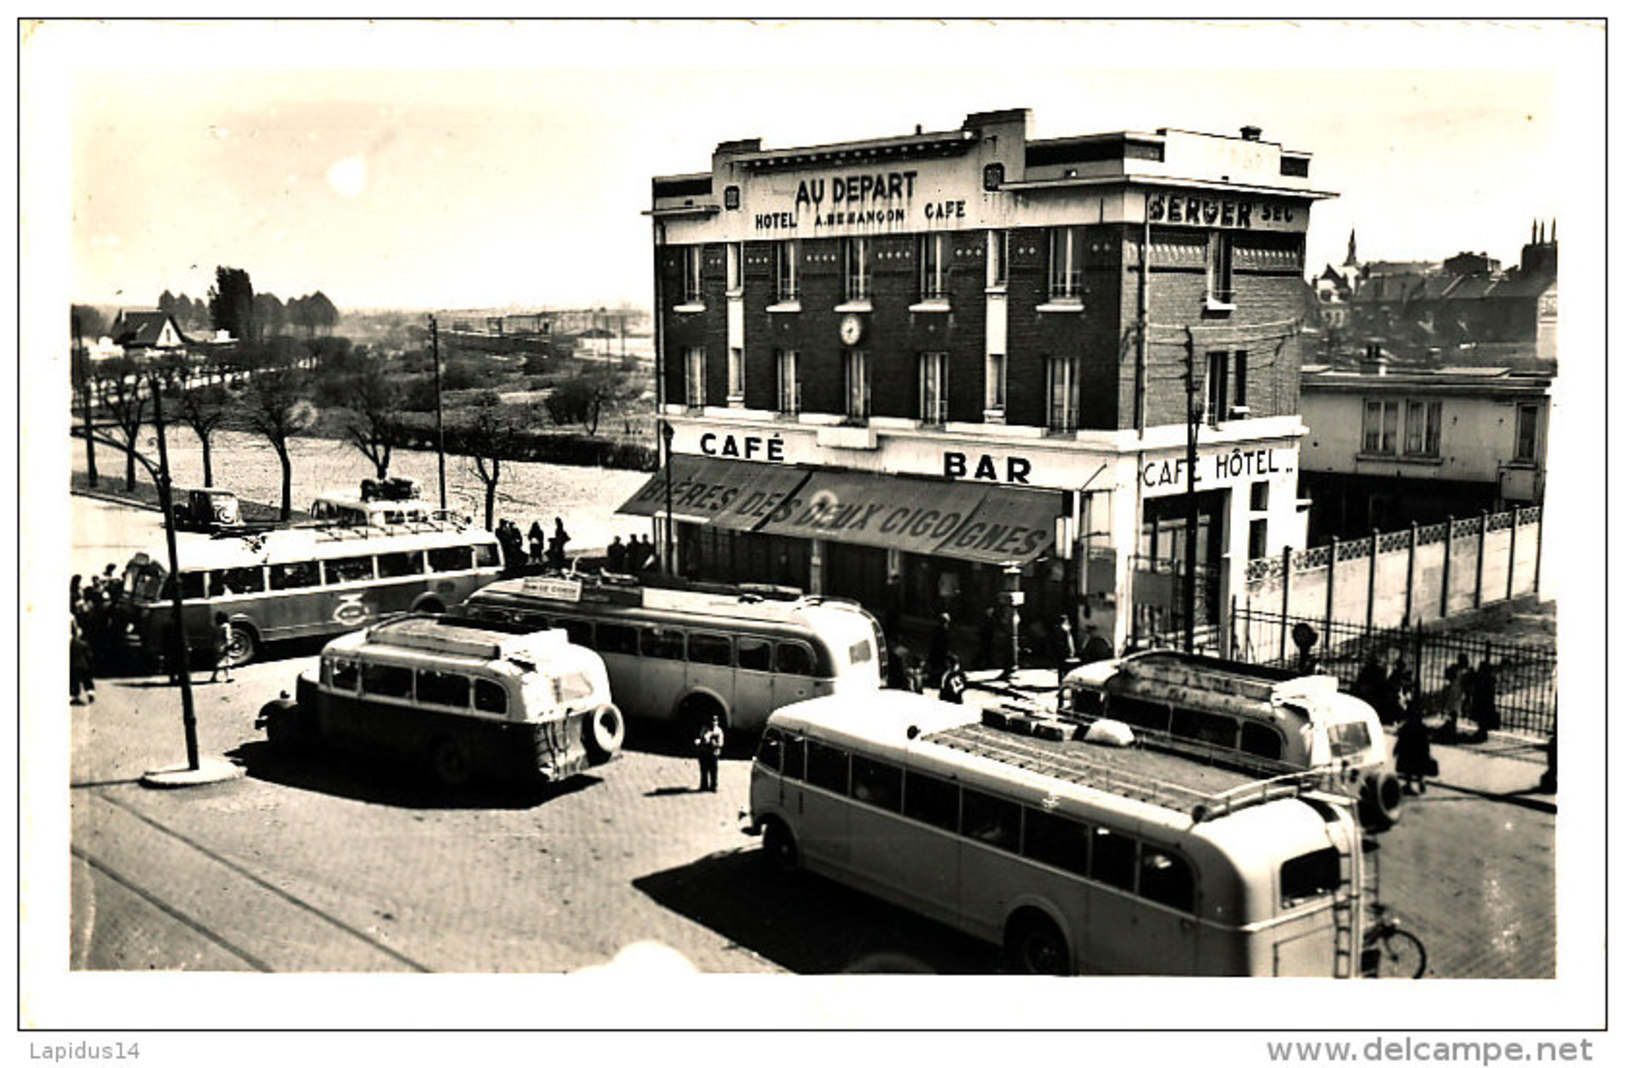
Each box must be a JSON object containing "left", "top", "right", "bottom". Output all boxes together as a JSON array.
[
  {"left": 616, "top": 455, "right": 812, "bottom": 530},
  {"left": 751, "top": 470, "right": 1063, "bottom": 565}
]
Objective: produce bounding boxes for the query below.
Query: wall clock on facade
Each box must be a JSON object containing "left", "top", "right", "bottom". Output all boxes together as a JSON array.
[{"left": 840, "top": 314, "right": 864, "bottom": 346}]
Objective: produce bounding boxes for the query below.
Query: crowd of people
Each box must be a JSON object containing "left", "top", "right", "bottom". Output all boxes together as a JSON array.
[
  {"left": 494, "top": 516, "right": 660, "bottom": 579},
  {"left": 884, "top": 605, "right": 1115, "bottom": 707},
  {"left": 69, "top": 565, "right": 125, "bottom": 705}
]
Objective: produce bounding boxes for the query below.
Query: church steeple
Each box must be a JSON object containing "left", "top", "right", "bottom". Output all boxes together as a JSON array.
[{"left": 1343, "top": 229, "right": 1359, "bottom": 267}]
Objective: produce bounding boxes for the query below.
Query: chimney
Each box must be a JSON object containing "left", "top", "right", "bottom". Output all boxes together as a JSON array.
[
  {"left": 1360, "top": 342, "right": 1389, "bottom": 376},
  {"left": 1240, "top": 125, "right": 1262, "bottom": 141}
]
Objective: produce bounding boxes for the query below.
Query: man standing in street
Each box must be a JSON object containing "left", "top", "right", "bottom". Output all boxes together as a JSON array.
[{"left": 695, "top": 714, "right": 725, "bottom": 793}]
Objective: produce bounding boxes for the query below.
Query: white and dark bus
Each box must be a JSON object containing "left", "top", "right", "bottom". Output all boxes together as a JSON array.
[
  {"left": 747, "top": 691, "right": 1368, "bottom": 976},
  {"left": 456, "top": 575, "right": 885, "bottom": 734},
  {"left": 121, "top": 520, "right": 505, "bottom": 667}
]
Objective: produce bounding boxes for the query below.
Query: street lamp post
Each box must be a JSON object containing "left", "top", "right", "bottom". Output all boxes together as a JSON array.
[
  {"left": 661, "top": 420, "right": 675, "bottom": 575},
  {"left": 430, "top": 314, "right": 447, "bottom": 511},
  {"left": 148, "top": 382, "right": 201, "bottom": 771}
]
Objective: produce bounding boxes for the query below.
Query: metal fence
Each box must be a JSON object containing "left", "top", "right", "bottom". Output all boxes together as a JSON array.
[{"left": 1230, "top": 607, "right": 1556, "bottom": 737}]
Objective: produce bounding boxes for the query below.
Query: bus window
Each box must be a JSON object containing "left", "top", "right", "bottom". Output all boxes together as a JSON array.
[
  {"left": 902, "top": 771, "right": 959, "bottom": 832},
  {"left": 781, "top": 735, "right": 806, "bottom": 780},
  {"left": 1171, "top": 707, "right": 1240, "bottom": 749},
  {"left": 848, "top": 639, "right": 873, "bottom": 666},
  {"left": 416, "top": 669, "right": 471, "bottom": 709},
  {"left": 1023, "top": 807, "right": 1091, "bottom": 877},
  {"left": 377, "top": 550, "right": 425, "bottom": 578},
  {"left": 361, "top": 662, "right": 413, "bottom": 699},
  {"left": 325, "top": 556, "right": 375, "bottom": 585},
  {"left": 687, "top": 632, "right": 733, "bottom": 667},
  {"left": 1108, "top": 695, "right": 1171, "bottom": 732},
  {"left": 211, "top": 566, "right": 266, "bottom": 595},
  {"left": 1139, "top": 847, "right": 1195, "bottom": 912},
  {"left": 775, "top": 640, "right": 815, "bottom": 677},
  {"left": 851, "top": 755, "right": 902, "bottom": 813},
  {"left": 330, "top": 658, "right": 360, "bottom": 692},
  {"left": 1327, "top": 721, "right": 1373, "bottom": 759},
  {"left": 475, "top": 542, "right": 501, "bottom": 568},
  {"left": 555, "top": 672, "right": 596, "bottom": 703},
  {"left": 595, "top": 622, "right": 639, "bottom": 657},
  {"left": 1281, "top": 847, "right": 1342, "bottom": 909},
  {"left": 172, "top": 572, "right": 206, "bottom": 601},
  {"left": 737, "top": 636, "right": 772, "bottom": 672},
  {"left": 642, "top": 627, "right": 685, "bottom": 661},
  {"left": 271, "top": 560, "right": 320, "bottom": 590},
  {"left": 962, "top": 788, "right": 1021, "bottom": 851},
  {"left": 756, "top": 728, "right": 785, "bottom": 772},
  {"left": 474, "top": 679, "right": 508, "bottom": 717},
  {"left": 428, "top": 545, "right": 475, "bottom": 573},
  {"left": 1090, "top": 827, "right": 1137, "bottom": 891},
  {"left": 1241, "top": 721, "right": 1285, "bottom": 760},
  {"left": 805, "top": 740, "right": 849, "bottom": 793},
  {"left": 563, "top": 619, "right": 594, "bottom": 649}
]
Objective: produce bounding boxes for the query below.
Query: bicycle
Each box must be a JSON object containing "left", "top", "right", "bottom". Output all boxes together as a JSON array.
[{"left": 1362, "top": 900, "right": 1428, "bottom": 978}]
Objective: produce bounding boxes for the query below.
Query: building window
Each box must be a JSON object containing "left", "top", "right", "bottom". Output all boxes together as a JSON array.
[
  {"left": 1249, "top": 518, "right": 1269, "bottom": 560},
  {"left": 1205, "top": 351, "right": 1229, "bottom": 425},
  {"left": 684, "top": 346, "right": 706, "bottom": 408},
  {"left": 776, "top": 240, "right": 800, "bottom": 302},
  {"left": 844, "top": 349, "right": 871, "bottom": 423},
  {"left": 1048, "top": 227, "right": 1082, "bottom": 301},
  {"left": 985, "top": 352, "right": 1007, "bottom": 412},
  {"left": 725, "top": 243, "right": 742, "bottom": 292},
  {"left": 1250, "top": 481, "right": 1269, "bottom": 511},
  {"left": 1362, "top": 399, "right": 1400, "bottom": 455},
  {"left": 918, "top": 352, "right": 948, "bottom": 426},
  {"left": 1208, "top": 232, "right": 1235, "bottom": 306},
  {"left": 1515, "top": 403, "right": 1539, "bottom": 462},
  {"left": 1232, "top": 350, "right": 1249, "bottom": 412},
  {"left": 776, "top": 349, "right": 800, "bottom": 415},
  {"left": 1404, "top": 400, "right": 1442, "bottom": 457},
  {"left": 682, "top": 245, "right": 704, "bottom": 304},
  {"left": 1046, "top": 355, "right": 1080, "bottom": 433},
  {"left": 844, "top": 236, "right": 871, "bottom": 302},
  {"left": 727, "top": 347, "right": 745, "bottom": 402},
  {"left": 918, "top": 233, "right": 947, "bottom": 301},
  {"left": 987, "top": 230, "right": 1008, "bottom": 289}
]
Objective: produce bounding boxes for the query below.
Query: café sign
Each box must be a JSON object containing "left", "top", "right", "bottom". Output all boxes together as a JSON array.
[{"left": 1140, "top": 444, "right": 1296, "bottom": 497}]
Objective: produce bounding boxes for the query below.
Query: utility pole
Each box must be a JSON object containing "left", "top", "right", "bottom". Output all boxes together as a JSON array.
[
  {"left": 149, "top": 381, "right": 201, "bottom": 771},
  {"left": 1183, "top": 329, "right": 1199, "bottom": 653},
  {"left": 73, "top": 314, "right": 98, "bottom": 488},
  {"left": 430, "top": 314, "right": 446, "bottom": 510}
]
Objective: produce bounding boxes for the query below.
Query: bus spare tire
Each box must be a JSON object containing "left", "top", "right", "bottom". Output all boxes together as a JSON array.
[
  {"left": 1358, "top": 771, "right": 1404, "bottom": 831},
  {"left": 260, "top": 699, "right": 304, "bottom": 753},
  {"left": 584, "top": 704, "right": 626, "bottom": 765}
]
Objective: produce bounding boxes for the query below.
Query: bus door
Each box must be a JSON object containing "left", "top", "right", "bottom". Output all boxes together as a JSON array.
[
  {"left": 732, "top": 635, "right": 775, "bottom": 728},
  {"left": 684, "top": 631, "right": 736, "bottom": 717},
  {"left": 637, "top": 624, "right": 689, "bottom": 721},
  {"left": 771, "top": 638, "right": 820, "bottom": 710},
  {"left": 1084, "top": 830, "right": 1198, "bottom": 974},
  {"left": 797, "top": 736, "right": 852, "bottom": 871}
]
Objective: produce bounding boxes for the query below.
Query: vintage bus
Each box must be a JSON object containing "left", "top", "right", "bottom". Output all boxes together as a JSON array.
[
  {"left": 747, "top": 691, "right": 1368, "bottom": 976},
  {"left": 1060, "top": 650, "right": 1403, "bottom": 831},
  {"left": 121, "top": 520, "right": 504, "bottom": 667},
  {"left": 456, "top": 574, "right": 885, "bottom": 734},
  {"left": 256, "top": 614, "right": 624, "bottom": 787}
]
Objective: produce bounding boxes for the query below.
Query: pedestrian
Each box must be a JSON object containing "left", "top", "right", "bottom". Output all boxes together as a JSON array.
[
  {"left": 528, "top": 520, "right": 546, "bottom": 566},
  {"left": 1470, "top": 656, "right": 1499, "bottom": 741},
  {"left": 905, "top": 655, "right": 927, "bottom": 695},
  {"left": 887, "top": 642, "right": 911, "bottom": 690},
  {"left": 938, "top": 653, "right": 967, "bottom": 704},
  {"left": 639, "top": 534, "right": 657, "bottom": 571},
  {"left": 694, "top": 713, "right": 725, "bottom": 792},
  {"left": 1079, "top": 623, "right": 1113, "bottom": 665},
  {"left": 927, "top": 612, "right": 951, "bottom": 688},
  {"left": 1440, "top": 654, "right": 1471, "bottom": 740},
  {"left": 208, "top": 612, "right": 235, "bottom": 683},
  {"left": 1387, "top": 656, "right": 1414, "bottom": 722},
  {"left": 1050, "top": 614, "right": 1076, "bottom": 677},
  {"left": 1352, "top": 653, "right": 1385, "bottom": 710},
  {"left": 69, "top": 618, "right": 95, "bottom": 705},
  {"left": 548, "top": 517, "right": 572, "bottom": 571},
  {"left": 1394, "top": 706, "right": 1433, "bottom": 795},
  {"left": 607, "top": 535, "right": 628, "bottom": 573}
]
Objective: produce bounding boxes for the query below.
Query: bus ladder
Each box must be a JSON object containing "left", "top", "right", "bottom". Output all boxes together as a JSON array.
[{"left": 1331, "top": 838, "right": 1359, "bottom": 979}]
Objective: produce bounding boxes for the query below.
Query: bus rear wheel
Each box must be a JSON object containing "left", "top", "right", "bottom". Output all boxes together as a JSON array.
[
  {"left": 222, "top": 623, "right": 258, "bottom": 668},
  {"left": 1359, "top": 771, "right": 1404, "bottom": 832},
  {"left": 761, "top": 819, "right": 798, "bottom": 874},
  {"left": 1005, "top": 913, "right": 1070, "bottom": 976},
  {"left": 431, "top": 737, "right": 473, "bottom": 788},
  {"left": 583, "top": 704, "right": 625, "bottom": 765}
]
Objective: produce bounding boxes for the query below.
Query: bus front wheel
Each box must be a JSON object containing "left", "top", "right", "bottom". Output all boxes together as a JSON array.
[
  {"left": 761, "top": 819, "right": 798, "bottom": 874},
  {"left": 584, "top": 704, "right": 626, "bottom": 765},
  {"left": 1005, "top": 912, "right": 1070, "bottom": 976},
  {"left": 431, "top": 737, "right": 473, "bottom": 788},
  {"left": 222, "top": 623, "right": 258, "bottom": 668}
]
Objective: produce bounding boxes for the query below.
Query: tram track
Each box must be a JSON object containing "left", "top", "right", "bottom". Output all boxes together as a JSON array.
[{"left": 72, "top": 787, "right": 433, "bottom": 973}]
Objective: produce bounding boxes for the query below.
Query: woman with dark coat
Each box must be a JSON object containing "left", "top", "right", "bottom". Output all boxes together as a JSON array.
[{"left": 1394, "top": 707, "right": 1433, "bottom": 795}]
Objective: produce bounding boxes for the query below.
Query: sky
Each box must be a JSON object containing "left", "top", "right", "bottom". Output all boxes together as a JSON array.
[{"left": 28, "top": 18, "right": 1602, "bottom": 315}]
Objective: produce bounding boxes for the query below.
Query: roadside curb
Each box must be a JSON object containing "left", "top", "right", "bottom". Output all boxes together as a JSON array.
[{"left": 71, "top": 487, "right": 161, "bottom": 513}]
